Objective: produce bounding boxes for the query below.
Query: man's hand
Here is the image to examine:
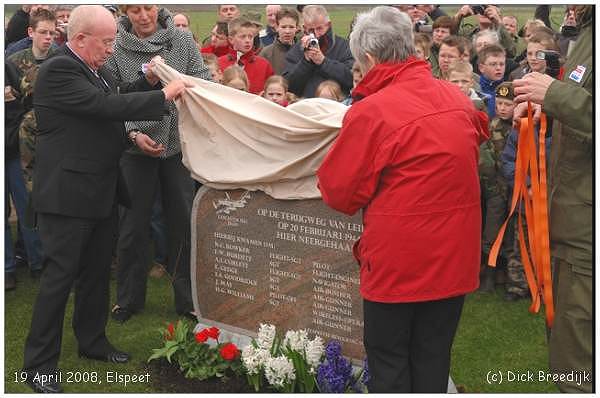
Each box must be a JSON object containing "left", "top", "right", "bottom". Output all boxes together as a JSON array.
[
  {"left": 305, "top": 47, "right": 325, "bottom": 65},
  {"left": 134, "top": 133, "right": 165, "bottom": 157},
  {"left": 484, "top": 5, "right": 502, "bottom": 25},
  {"left": 455, "top": 5, "right": 473, "bottom": 19},
  {"left": 161, "top": 79, "right": 194, "bottom": 101},
  {"left": 512, "top": 101, "right": 542, "bottom": 129},
  {"left": 513, "top": 72, "right": 555, "bottom": 105}
]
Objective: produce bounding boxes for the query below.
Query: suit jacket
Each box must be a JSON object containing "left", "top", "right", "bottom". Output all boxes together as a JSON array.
[{"left": 33, "top": 45, "right": 166, "bottom": 219}]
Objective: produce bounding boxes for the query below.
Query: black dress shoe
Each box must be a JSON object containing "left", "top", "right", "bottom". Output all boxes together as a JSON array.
[
  {"left": 26, "top": 378, "right": 63, "bottom": 393},
  {"left": 79, "top": 350, "right": 130, "bottom": 364},
  {"left": 111, "top": 306, "right": 132, "bottom": 323},
  {"left": 5, "top": 272, "right": 16, "bottom": 291}
]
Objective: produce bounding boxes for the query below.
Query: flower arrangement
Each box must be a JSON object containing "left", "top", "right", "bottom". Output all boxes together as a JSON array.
[
  {"left": 316, "top": 340, "right": 369, "bottom": 393},
  {"left": 241, "top": 323, "right": 324, "bottom": 393},
  {"left": 148, "top": 320, "right": 243, "bottom": 380}
]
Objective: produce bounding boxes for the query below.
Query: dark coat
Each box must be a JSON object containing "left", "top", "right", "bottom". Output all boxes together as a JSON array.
[
  {"left": 32, "top": 46, "right": 166, "bottom": 219},
  {"left": 282, "top": 29, "right": 354, "bottom": 98},
  {"left": 4, "top": 60, "right": 24, "bottom": 161},
  {"left": 5, "top": 8, "right": 29, "bottom": 48}
]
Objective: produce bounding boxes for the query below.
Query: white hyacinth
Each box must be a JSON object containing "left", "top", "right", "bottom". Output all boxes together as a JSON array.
[
  {"left": 304, "top": 336, "right": 325, "bottom": 369},
  {"left": 241, "top": 345, "right": 270, "bottom": 375},
  {"left": 265, "top": 356, "right": 296, "bottom": 387},
  {"left": 256, "top": 323, "right": 277, "bottom": 351},
  {"left": 283, "top": 329, "right": 309, "bottom": 352}
]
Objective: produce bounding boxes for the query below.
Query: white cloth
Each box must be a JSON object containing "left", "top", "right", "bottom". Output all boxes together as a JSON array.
[{"left": 154, "top": 62, "right": 349, "bottom": 199}]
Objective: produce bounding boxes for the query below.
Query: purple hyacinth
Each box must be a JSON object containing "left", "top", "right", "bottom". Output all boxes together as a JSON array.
[
  {"left": 317, "top": 340, "right": 353, "bottom": 393},
  {"left": 361, "top": 357, "right": 370, "bottom": 385},
  {"left": 324, "top": 340, "right": 342, "bottom": 361}
]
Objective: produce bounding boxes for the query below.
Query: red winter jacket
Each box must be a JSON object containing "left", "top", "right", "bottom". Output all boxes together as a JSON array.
[
  {"left": 218, "top": 49, "right": 274, "bottom": 94},
  {"left": 317, "top": 58, "right": 489, "bottom": 303},
  {"left": 201, "top": 44, "right": 236, "bottom": 58}
]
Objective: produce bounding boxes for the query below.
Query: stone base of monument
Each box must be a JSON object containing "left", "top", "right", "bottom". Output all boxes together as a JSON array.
[{"left": 190, "top": 187, "right": 457, "bottom": 393}]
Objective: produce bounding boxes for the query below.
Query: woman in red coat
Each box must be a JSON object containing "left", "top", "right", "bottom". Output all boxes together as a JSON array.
[{"left": 317, "top": 6, "right": 489, "bottom": 393}]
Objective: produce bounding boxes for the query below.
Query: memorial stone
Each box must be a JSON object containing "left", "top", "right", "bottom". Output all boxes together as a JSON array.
[{"left": 191, "top": 187, "right": 365, "bottom": 361}]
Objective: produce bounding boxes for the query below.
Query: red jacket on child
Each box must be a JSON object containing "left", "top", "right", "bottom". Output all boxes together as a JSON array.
[
  {"left": 318, "top": 58, "right": 489, "bottom": 303},
  {"left": 218, "top": 49, "right": 274, "bottom": 94}
]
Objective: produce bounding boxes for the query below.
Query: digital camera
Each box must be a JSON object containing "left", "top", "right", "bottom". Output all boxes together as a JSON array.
[
  {"left": 471, "top": 5, "right": 487, "bottom": 15},
  {"left": 307, "top": 33, "right": 319, "bottom": 49},
  {"left": 536, "top": 50, "right": 561, "bottom": 78}
]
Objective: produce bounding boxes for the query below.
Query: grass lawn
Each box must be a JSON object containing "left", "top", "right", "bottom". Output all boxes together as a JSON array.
[{"left": 5, "top": 260, "right": 558, "bottom": 393}]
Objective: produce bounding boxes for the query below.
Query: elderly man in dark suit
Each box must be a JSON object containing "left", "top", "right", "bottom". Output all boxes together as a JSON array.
[{"left": 21, "top": 5, "right": 191, "bottom": 393}]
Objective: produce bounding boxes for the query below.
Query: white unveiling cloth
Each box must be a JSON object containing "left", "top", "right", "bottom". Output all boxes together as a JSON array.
[{"left": 153, "top": 62, "right": 349, "bottom": 199}]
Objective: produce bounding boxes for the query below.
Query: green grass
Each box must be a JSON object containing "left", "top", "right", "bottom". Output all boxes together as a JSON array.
[
  {"left": 4, "top": 264, "right": 177, "bottom": 393},
  {"left": 5, "top": 262, "right": 558, "bottom": 393}
]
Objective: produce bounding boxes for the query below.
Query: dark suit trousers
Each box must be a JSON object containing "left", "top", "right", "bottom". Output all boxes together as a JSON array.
[
  {"left": 116, "top": 152, "right": 194, "bottom": 314},
  {"left": 23, "top": 209, "right": 118, "bottom": 374},
  {"left": 363, "top": 295, "right": 465, "bottom": 393}
]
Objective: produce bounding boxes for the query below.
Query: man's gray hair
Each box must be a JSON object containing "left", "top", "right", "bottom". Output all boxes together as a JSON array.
[
  {"left": 302, "top": 5, "right": 330, "bottom": 24},
  {"left": 472, "top": 29, "right": 500, "bottom": 48},
  {"left": 67, "top": 5, "right": 113, "bottom": 40},
  {"left": 349, "top": 6, "right": 415, "bottom": 69}
]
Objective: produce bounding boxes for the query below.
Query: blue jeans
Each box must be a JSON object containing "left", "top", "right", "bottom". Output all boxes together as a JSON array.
[{"left": 5, "top": 157, "right": 42, "bottom": 273}]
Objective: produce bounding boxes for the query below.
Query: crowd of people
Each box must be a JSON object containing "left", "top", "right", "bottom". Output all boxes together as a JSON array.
[{"left": 4, "top": 3, "right": 592, "bottom": 394}]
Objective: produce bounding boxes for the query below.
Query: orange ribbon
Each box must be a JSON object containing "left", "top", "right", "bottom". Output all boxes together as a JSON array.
[{"left": 488, "top": 103, "right": 554, "bottom": 327}]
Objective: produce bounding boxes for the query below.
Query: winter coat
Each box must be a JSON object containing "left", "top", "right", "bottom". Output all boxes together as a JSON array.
[
  {"left": 317, "top": 59, "right": 489, "bottom": 303},
  {"left": 282, "top": 28, "right": 354, "bottom": 98},
  {"left": 105, "top": 8, "right": 211, "bottom": 158},
  {"left": 218, "top": 49, "right": 274, "bottom": 94},
  {"left": 545, "top": 18, "right": 592, "bottom": 269}
]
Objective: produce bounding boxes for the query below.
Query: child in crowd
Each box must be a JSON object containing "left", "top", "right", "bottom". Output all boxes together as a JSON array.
[
  {"left": 259, "top": 8, "right": 300, "bottom": 75},
  {"left": 446, "top": 60, "right": 489, "bottom": 112},
  {"left": 315, "top": 80, "right": 344, "bottom": 102},
  {"left": 222, "top": 65, "right": 249, "bottom": 91},
  {"left": 414, "top": 32, "right": 432, "bottom": 62},
  {"left": 201, "top": 53, "right": 223, "bottom": 83},
  {"left": 262, "top": 75, "right": 289, "bottom": 106},
  {"left": 477, "top": 44, "right": 506, "bottom": 118},
  {"left": 509, "top": 30, "right": 560, "bottom": 80},
  {"left": 218, "top": 17, "right": 274, "bottom": 94},
  {"left": 342, "top": 62, "right": 363, "bottom": 105},
  {"left": 201, "top": 22, "right": 235, "bottom": 58},
  {"left": 478, "top": 82, "right": 516, "bottom": 293}
]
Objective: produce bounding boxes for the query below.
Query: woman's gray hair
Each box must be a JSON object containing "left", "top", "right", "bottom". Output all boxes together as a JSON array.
[
  {"left": 472, "top": 29, "right": 500, "bottom": 48},
  {"left": 349, "top": 6, "right": 415, "bottom": 70}
]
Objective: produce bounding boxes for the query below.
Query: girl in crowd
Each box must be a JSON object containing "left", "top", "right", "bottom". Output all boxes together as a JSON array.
[
  {"left": 262, "top": 75, "right": 289, "bottom": 106},
  {"left": 314, "top": 80, "right": 344, "bottom": 102},
  {"left": 222, "top": 65, "right": 249, "bottom": 91}
]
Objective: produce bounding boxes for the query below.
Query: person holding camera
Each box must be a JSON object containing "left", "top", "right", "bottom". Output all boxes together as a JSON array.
[
  {"left": 455, "top": 4, "right": 516, "bottom": 59},
  {"left": 512, "top": 5, "right": 592, "bottom": 393},
  {"left": 282, "top": 5, "right": 353, "bottom": 98}
]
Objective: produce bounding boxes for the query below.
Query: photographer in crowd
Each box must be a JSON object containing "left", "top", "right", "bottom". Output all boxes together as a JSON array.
[
  {"left": 512, "top": 5, "right": 592, "bottom": 393},
  {"left": 282, "top": 5, "right": 353, "bottom": 98}
]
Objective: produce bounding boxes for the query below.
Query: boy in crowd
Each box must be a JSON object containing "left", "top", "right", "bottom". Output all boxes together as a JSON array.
[
  {"left": 218, "top": 17, "right": 274, "bottom": 94},
  {"left": 436, "top": 35, "right": 465, "bottom": 79},
  {"left": 259, "top": 8, "right": 300, "bottom": 75},
  {"left": 477, "top": 44, "right": 506, "bottom": 117},
  {"left": 446, "top": 60, "right": 488, "bottom": 112},
  {"left": 429, "top": 16, "right": 455, "bottom": 76},
  {"left": 201, "top": 22, "right": 235, "bottom": 58},
  {"left": 478, "top": 82, "right": 516, "bottom": 292}
]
